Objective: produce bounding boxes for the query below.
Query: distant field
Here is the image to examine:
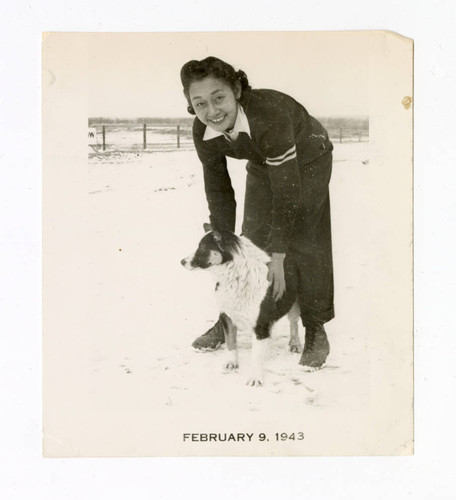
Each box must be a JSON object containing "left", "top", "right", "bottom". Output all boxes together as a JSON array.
[{"left": 88, "top": 116, "right": 368, "bottom": 155}]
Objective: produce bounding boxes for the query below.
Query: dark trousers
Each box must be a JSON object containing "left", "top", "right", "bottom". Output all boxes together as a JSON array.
[{"left": 242, "top": 151, "right": 334, "bottom": 327}]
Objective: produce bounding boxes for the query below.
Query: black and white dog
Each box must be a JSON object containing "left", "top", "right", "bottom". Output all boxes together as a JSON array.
[{"left": 181, "top": 224, "right": 301, "bottom": 386}]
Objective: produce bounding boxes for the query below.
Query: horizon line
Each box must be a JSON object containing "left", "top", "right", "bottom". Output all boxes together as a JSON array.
[{"left": 88, "top": 114, "right": 370, "bottom": 120}]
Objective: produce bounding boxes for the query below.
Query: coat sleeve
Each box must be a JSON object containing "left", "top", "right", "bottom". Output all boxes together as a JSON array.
[
  {"left": 193, "top": 128, "right": 236, "bottom": 232},
  {"left": 261, "top": 116, "right": 302, "bottom": 254}
]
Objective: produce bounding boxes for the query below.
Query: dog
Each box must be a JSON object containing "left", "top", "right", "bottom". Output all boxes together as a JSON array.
[{"left": 181, "top": 224, "right": 301, "bottom": 386}]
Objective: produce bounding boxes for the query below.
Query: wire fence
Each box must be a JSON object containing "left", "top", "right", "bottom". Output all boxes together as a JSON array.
[
  {"left": 88, "top": 124, "right": 194, "bottom": 154},
  {"left": 88, "top": 122, "right": 369, "bottom": 155}
]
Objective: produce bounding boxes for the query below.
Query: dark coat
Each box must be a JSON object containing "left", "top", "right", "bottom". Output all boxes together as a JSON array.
[
  {"left": 192, "top": 86, "right": 333, "bottom": 254},
  {"left": 192, "top": 86, "right": 335, "bottom": 324}
]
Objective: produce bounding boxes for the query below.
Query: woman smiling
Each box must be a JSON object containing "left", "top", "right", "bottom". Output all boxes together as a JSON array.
[{"left": 180, "top": 56, "right": 334, "bottom": 369}]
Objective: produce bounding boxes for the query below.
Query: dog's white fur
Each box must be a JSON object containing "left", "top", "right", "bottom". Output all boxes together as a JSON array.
[{"left": 210, "top": 236, "right": 271, "bottom": 331}]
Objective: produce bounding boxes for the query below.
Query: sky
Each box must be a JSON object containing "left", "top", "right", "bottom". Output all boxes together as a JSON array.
[{"left": 88, "top": 32, "right": 370, "bottom": 118}]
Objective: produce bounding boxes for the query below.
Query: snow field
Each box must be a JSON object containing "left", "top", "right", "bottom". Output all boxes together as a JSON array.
[{"left": 86, "top": 143, "right": 373, "bottom": 416}]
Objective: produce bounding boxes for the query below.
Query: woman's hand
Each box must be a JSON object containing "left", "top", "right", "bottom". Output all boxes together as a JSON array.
[{"left": 267, "top": 253, "right": 286, "bottom": 301}]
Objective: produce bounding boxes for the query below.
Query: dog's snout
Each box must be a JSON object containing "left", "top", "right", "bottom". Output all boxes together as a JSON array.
[{"left": 181, "top": 251, "right": 197, "bottom": 270}]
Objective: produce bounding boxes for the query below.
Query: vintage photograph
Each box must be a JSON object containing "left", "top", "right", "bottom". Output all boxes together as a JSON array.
[{"left": 43, "top": 31, "right": 413, "bottom": 456}]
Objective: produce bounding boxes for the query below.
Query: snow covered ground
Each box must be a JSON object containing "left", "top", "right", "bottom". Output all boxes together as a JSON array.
[
  {"left": 85, "top": 142, "right": 372, "bottom": 420},
  {"left": 41, "top": 136, "right": 411, "bottom": 457}
]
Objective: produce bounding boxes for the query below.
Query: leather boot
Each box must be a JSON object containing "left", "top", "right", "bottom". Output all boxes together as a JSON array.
[
  {"left": 191, "top": 318, "right": 225, "bottom": 351},
  {"left": 299, "top": 323, "right": 330, "bottom": 368}
]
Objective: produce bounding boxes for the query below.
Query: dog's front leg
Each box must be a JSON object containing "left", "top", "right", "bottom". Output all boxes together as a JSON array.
[
  {"left": 220, "top": 313, "right": 238, "bottom": 370},
  {"left": 246, "top": 333, "right": 269, "bottom": 387}
]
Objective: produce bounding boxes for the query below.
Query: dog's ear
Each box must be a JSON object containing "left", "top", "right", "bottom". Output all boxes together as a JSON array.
[{"left": 203, "top": 222, "right": 222, "bottom": 244}]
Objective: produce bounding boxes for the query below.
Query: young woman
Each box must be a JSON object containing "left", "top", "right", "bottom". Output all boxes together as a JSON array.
[{"left": 180, "top": 56, "right": 334, "bottom": 368}]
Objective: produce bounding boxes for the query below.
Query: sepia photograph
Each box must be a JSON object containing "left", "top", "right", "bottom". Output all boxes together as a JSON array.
[{"left": 43, "top": 31, "right": 413, "bottom": 457}]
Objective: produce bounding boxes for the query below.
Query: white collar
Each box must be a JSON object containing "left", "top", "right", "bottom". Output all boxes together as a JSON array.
[{"left": 203, "top": 104, "right": 251, "bottom": 141}]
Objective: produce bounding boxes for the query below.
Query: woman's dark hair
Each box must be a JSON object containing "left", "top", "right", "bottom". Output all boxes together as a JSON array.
[{"left": 180, "top": 57, "right": 250, "bottom": 115}]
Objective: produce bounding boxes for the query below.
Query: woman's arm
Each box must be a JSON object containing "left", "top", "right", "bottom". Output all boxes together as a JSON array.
[
  {"left": 202, "top": 154, "right": 236, "bottom": 232},
  {"left": 265, "top": 147, "right": 301, "bottom": 254},
  {"left": 262, "top": 116, "right": 302, "bottom": 300},
  {"left": 265, "top": 152, "right": 300, "bottom": 301},
  {"left": 193, "top": 122, "right": 236, "bottom": 232}
]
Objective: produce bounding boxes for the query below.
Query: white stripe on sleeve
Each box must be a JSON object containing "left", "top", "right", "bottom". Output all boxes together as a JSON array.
[{"left": 265, "top": 145, "right": 297, "bottom": 166}]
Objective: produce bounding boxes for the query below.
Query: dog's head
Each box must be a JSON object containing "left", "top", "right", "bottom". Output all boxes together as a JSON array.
[{"left": 181, "top": 224, "right": 241, "bottom": 270}]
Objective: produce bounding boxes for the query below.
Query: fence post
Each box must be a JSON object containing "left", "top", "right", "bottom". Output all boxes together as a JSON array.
[
  {"left": 143, "top": 123, "right": 147, "bottom": 150},
  {"left": 102, "top": 125, "right": 106, "bottom": 151},
  {"left": 177, "top": 125, "right": 180, "bottom": 149}
]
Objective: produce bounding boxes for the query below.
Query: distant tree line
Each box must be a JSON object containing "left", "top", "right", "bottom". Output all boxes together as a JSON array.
[
  {"left": 89, "top": 117, "right": 195, "bottom": 127},
  {"left": 319, "top": 116, "right": 368, "bottom": 131},
  {"left": 88, "top": 116, "right": 369, "bottom": 134}
]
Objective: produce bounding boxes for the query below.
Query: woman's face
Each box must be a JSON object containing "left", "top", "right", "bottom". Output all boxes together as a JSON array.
[{"left": 188, "top": 76, "right": 241, "bottom": 132}]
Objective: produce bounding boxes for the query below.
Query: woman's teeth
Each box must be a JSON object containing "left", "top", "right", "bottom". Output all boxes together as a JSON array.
[{"left": 210, "top": 116, "right": 225, "bottom": 123}]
